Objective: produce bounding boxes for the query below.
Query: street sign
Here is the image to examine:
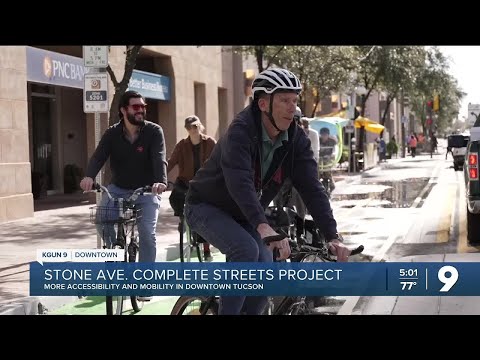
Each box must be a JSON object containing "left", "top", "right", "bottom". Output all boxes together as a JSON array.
[
  {"left": 84, "top": 73, "right": 108, "bottom": 113},
  {"left": 83, "top": 46, "right": 108, "bottom": 68},
  {"left": 468, "top": 104, "right": 480, "bottom": 126}
]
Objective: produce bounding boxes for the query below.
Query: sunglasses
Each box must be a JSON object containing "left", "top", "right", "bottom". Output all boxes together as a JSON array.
[{"left": 129, "top": 104, "right": 147, "bottom": 111}]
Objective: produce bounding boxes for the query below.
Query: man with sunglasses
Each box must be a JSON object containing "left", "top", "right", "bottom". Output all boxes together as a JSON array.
[{"left": 80, "top": 91, "right": 168, "bottom": 284}]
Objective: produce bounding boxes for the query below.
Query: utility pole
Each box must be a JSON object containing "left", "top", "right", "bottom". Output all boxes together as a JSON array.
[
  {"left": 83, "top": 46, "right": 109, "bottom": 249},
  {"left": 401, "top": 89, "right": 406, "bottom": 158}
]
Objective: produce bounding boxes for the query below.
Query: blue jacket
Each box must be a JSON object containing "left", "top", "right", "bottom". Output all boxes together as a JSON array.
[{"left": 187, "top": 104, "right": 338, "bottom": 240}]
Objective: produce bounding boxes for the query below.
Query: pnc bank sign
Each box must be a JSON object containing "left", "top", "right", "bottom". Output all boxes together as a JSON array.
[
  {"left": 27, "top": 47, "right": 91, "bottom": 89},
  {"left": 26, "top": 47, "right": 171, "bottom": 101}
]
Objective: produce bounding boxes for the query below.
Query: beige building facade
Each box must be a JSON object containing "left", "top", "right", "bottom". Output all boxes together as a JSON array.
[{"left": 0, "top": 46, "right": 244, "bottom": 223}]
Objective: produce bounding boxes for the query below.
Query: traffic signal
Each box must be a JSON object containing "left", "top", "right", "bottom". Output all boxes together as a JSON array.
[{"left": 433, "top": 95, "right": 440, "bottom": 111}]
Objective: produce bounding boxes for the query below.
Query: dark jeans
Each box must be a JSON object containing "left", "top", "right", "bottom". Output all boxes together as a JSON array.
[{"left": 184, "top": 201, "right": 273, "bottom": 315}]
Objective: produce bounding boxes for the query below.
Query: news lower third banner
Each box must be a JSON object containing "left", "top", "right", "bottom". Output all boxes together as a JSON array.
[{"left": 29, "top": 260, "right": 478, "bottom": 297}]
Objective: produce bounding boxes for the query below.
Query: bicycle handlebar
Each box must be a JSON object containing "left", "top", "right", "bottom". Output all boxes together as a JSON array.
[
  {"left": 84, "top": 183, "right": 153, "bottom": 203},
  {"left": 263, "top": 232, "right": 364, "bottom": 260}
]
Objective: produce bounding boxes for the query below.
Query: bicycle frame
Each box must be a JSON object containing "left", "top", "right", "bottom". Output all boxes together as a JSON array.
[{"left": 86, "top": 183, "right": 152, "bottom": 315}]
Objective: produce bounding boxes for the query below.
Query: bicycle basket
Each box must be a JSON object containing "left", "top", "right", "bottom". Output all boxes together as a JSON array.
[{"left": 90, "top": 206, "right": 142, "bottom": 224}]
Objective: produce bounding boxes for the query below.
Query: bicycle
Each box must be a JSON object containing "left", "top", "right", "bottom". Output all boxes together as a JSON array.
[
  {"left": 318, "top": 151, "right": 336, "bottom": 199},
  {"left": 170, "top": 207, "right": 364, "bottom": 315},
  {"left": 86, "top": 183, "right": 153, "bottom": 315},
  {"left": 178, "top": 213, "right": 206, "bottom": 262},
  {"left": 168, "top": 181, "right": 206, "bottom": 263}
]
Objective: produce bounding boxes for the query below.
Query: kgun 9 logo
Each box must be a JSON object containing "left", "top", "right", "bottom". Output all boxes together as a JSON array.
[{"left": 438, "top": 265, "right": 458, "bottom": 292}]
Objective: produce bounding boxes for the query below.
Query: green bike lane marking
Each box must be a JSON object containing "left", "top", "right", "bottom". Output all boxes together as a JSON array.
[
  {"left": 49, "top": 295, "right": 180, "bottom": 315},
  {"left": 48, "top": 251, "right": 226, "bottom": 315}
]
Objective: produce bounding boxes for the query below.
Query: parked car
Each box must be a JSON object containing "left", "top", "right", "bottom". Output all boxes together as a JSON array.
[{"left": 464, "top": 127, "right": 480, "bottom": 244}]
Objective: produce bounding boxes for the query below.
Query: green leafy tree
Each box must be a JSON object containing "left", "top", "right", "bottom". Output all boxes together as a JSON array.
[
  {"left": 409, "top": 47, "right": 464, "bottom": 135},
  {"left": 349, "top": 46, "right": 392, "bottom": 150},
  {"left": 274, "top": 46, "right": 356, "bottom": 117},
  {"left": 378, "top": 46, "right": 426, "bottom": 127},
  {"left": 233, "top": 46, "right": 285, "bottom": 73}
]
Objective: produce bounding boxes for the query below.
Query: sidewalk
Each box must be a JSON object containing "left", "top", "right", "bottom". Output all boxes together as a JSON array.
[
  {"left": 0, "top": 190, "right": 185, "bottom": 315},
  {"left": 344, "top": 253, "right": 480, "bottom": 315}
]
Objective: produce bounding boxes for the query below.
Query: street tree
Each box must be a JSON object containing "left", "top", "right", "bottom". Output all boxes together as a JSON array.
[
  {"left": 274, "top": 46, "right": 356, "bottom": 117},
  {"left": 106, "top": 45, "right": 142, "bottom": 125},
  {"left": 409, "top": 47, "right": 464, "bottom": 135},
  {"left": 233, "top": 46, "right": 286, "bottom": 73},
  {"left": 350, "top": 46, "right": 391, "bottom": 149},
  {"left": 378, "top": 46, "right": 426, "bottom": 127}
]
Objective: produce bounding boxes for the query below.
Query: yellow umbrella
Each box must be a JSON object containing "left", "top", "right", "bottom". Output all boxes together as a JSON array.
[
  {"left": 365, "top": 123, "right": 385, "bottom": 134},
  {"left": 354, "top": 116, "right": 385, "bottom": 134}
]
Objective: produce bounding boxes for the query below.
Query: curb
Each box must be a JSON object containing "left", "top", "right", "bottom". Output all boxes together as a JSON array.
[
  {"left": 0, "top": 248, "right": 183, "bottom": 315},
  {"left": 0, "top": 243, "right": 220, "bottom": 315}
]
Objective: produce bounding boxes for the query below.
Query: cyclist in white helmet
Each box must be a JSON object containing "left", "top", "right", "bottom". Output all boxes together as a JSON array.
[{"left": 185, "top": 68, "right": 350, "bottom": 315}]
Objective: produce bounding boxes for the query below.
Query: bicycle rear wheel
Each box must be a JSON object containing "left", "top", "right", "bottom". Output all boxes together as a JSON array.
[
  {"left": 180, "top": 217, "right": 194, "bottom": 262},
  {"left": 179, "top": 217, "right": 205, "bottom": 262},
  {"left": 171, "top": 296, "right": 218, "bottom": 315}
]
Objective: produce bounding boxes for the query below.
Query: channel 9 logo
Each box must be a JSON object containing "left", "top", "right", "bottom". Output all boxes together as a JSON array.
[{"left": 90, "top": 79, "right": 101, "bottom": 89}]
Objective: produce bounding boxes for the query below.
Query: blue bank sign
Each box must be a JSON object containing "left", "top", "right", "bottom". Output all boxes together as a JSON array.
[
  {"left": 127, "top": 69, "right": 170, "bottom": 101},
  {"left": 26, "top": 47, "right": 170, "bottom": 100},
  {"left": 26, "top": 46, "right": 90, "bottom": 89}
]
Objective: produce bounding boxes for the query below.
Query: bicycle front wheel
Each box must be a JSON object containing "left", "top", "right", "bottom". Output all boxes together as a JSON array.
[
  {"left": 128, "top": 237, "right": 144, "bottom": 313},
  {"left": 171, "top": 296, "right": 217, "bottom": 315},
  {"left": 106, "top": 296, "right": 124, "bottom": 315}
]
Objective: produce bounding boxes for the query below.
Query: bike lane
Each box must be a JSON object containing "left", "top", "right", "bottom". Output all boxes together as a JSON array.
[{"left": 48, "top": 251, "right": 226, "bottom": 315}]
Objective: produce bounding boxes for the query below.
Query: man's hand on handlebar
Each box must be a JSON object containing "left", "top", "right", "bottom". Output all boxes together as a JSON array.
[
  {"left": 328, "top": 238, "right": 350, "bottom": 262},
  {"left": 152, "top": 182, "right": 167, "bottom": 195},
  {"left": 257, "top": 223, "right": 291, "bottom": 261},
  {"left": 80, "top": 177, "right": 94, "bottom": 192}
]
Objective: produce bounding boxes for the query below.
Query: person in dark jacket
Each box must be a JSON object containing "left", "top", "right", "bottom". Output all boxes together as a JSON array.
[{"left": 185, "top": 68, "right": 350, "bottom": 315}]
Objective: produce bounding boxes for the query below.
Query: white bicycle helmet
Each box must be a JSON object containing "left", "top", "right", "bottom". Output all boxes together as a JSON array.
[{"left": 252, "top": 68, "right": 302, "bottom": 98}]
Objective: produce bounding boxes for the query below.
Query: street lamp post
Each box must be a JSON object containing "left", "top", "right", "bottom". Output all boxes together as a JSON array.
[
  {"left": 356, "top": 86, "right": 367, "bottom": 170},
  {"left": 401, "top": 88, "right": 406, "bottom": 158},
  {"left": 471, "top": 112, "right": 480, "bottom": 127},
  {"left": 347, "top": 86, "right": 367, "bottom": 172}
]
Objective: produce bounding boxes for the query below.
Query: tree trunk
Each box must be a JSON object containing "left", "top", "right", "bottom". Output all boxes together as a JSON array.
[
  {"left": 255, "top": 46, "right": 265, "bottom": 73},
  {"left": 311, "top": 94, "right": 321, "bottom": 117},
  {"left": 103, "top": 46, "right": 142, "bottom": 185},
  {"left": 107, "top": 46, "right": 142, "bottom": 126}
]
